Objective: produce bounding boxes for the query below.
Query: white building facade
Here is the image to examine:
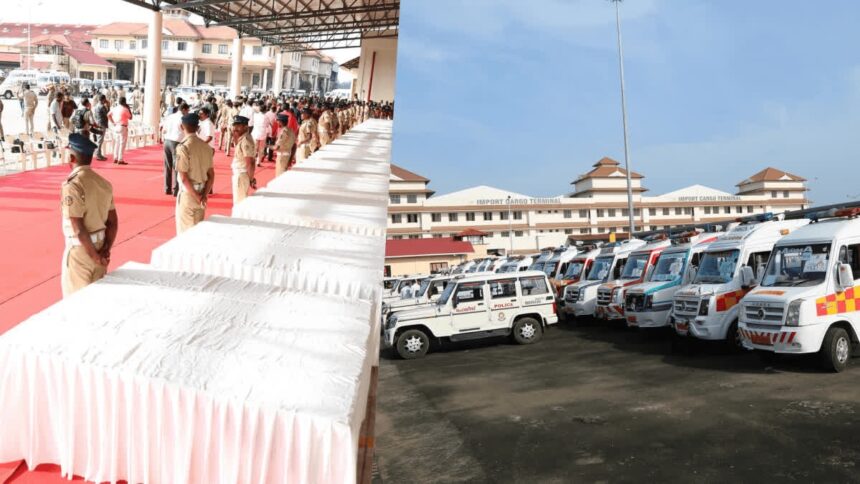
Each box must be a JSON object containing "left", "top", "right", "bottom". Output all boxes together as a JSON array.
[{"left": 388, "top": 158, "right": 810, "bottom": 254}]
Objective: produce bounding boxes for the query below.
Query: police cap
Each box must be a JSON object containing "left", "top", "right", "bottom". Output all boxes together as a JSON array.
[
  {"left": 276, "top": 114, "right": 289, "bottom": 124},
  {"left": 181, "top": 112, "right": 200, "bottom": 126},
  {"left": 68, "top": 133, "right": 97, "bottom": 157},
  {"left": 232, "top": 115, "right": 250, "bottom": 125}
]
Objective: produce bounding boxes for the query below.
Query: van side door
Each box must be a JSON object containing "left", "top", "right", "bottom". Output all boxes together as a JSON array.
[
  {"left": 451, "top": 281, "right": 490, "bottom": 333},
  {"left": 488, "top": 278, "right": 520, "bottom": 328}
]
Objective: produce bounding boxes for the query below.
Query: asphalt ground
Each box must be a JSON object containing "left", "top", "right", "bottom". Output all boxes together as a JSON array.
[{"left": 376, "top": 317, "right": 860, "bottom": 483}]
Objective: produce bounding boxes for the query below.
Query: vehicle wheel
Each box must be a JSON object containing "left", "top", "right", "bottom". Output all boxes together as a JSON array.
[
  {"left": 726, "top": 321, "right": 744, "bottom": 352},
  {"left": 512, "top": 317, "right": 543, "bottom": 345},
  {"left": 820, "top": 326, "right": 852, "bottom": 373},
  {"left": 3, "top": 91, "right": 10, "bottom": 100},
  {"left": 396, "top": 329, "right": 430, "bottom": 360}
]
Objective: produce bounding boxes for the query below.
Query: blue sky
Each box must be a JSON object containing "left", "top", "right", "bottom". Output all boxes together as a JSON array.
[{"left": 391, "top": 0, "right": 860, "bottom": 205}]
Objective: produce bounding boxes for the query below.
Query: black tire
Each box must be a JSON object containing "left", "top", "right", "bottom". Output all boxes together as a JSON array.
[
  {"left": 512, "top": 317, "right": 543, "bottom": 345},
  {"left": 820, "top": 326, "right": 852, "bottom": 373},
  {"left": 396, "top": 329, "right": 430, "bottom": 360},
  {"left": 726, "top": 321, "right": 745, "bottom": 352}
]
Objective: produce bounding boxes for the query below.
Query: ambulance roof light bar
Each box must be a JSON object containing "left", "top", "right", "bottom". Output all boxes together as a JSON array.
[
  {"left": 808, "top": 207, "right": 860, "bottom": 223},
  {"left": 735, "top": 212, "right": 775, "bottom": 224},
  {"left": 783, "top": 200, "right": 860, "bottom": 220}
]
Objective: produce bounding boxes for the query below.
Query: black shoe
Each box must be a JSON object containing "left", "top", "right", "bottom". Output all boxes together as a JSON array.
[
  {"left": 96, "top": 156, "right": 107, "bottom": 161},
  {"left": 165, "top": 189, "right": 172, "bottom": 195}
]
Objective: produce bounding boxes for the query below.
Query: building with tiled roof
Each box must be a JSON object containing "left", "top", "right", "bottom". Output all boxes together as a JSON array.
[
  {"left": 384, "top": 237, "right": 475, "bottom": 276},
  {"left": 89, "top": 9, "right": 337, "bottom": 92},
  {"left": 386, "top": 158, "right": 810, "bottom": 254},
  {"left": 0, "top": 22, "right": 114, "bottom": 79}
]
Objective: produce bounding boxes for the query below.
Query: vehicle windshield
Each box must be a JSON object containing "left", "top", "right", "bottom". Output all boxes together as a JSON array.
[
  {"left": 621, "top": 253, "right": 650, "bottom": 279},
  {"left": 563, "top": 261, "right": 585, "bottom": 280},
  {"left": 587, "top": 256, "right": 614, "bottom": 281},
  {"left": 383, "top": 279, "right": 398, "bottom": 291},
  {"left": 695, "top": 249, "right": 740, "bottom": 284},
  {"left": 418, "top": 279, "right": 432, "bottom": 297},
  {"left": 650, "top": 252, "right": 687, "bottom": 283},
  {"left": 438, "top": 282, "right": 457, "bottom": 305},
  {"left": 761, "top": 243, "right": 831, "bottom": 287},
  {"left": 531, "top": 262, "right": 545, "bottom": 273},
  {"left": 542, "top": 262, "right": 557, "bottom": 277}
]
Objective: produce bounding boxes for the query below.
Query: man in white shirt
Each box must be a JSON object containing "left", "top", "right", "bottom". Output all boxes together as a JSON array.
[
  {"left": 238, "top": 98, "right": 254, "bottom": 127},
  {"left": 250, "top": 102, "right": 271, "bottom": 168},
  {"left": 197, "top": 107, "right": 214, "bottom": 145},
  {"left": 410, "top": 281, "right": 421, "bottom": 299},
  {"left": 399, "top": 283, "right": 413, "bottom": 300},
  {"left": 161, "top": 103, "right": 189, "bottom": 196}
]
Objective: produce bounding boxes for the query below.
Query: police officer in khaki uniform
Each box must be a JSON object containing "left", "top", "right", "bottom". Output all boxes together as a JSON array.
[
  {"left": 273, "top": 113, "right": 296, "bottom": 177},
  {"left": 22, "top": 83, "right": 38, "bottom": 135},
  {"left": 296, "top": 108, "right": 318, "bottom": 164},
  {"left": 61, "top": 133, "right": 118, "bottom": 297},
  {"left": 317, "top": 106, "right": 333, "bottom": 147},
  {"left": 175, "top": 113, "right": 215, "bottom": 234},
  {"left": 230, "top": 115, "right": 256, "bottom": 206}
]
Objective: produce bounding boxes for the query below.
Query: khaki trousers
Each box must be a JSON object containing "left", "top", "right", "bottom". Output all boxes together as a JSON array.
[
  {"left": 319, "top": 131, "right": 331, "bottom": 147},
  {"left": 61, "top": 239, "right": 106, "bottom": 298},
  {"left": 24, "top": 108, "right": 35, "bottom": 134},
  {"left": 232, "top": 173, "right": 250, "bottom": 207},
  {"left": 296, "top": 144, "right": 311, "bottom": 163},
  {"left": 275, "top": 151, "right": 290, "bottom": 177},
  {"left": 176, "top": 191, "right": 205, "bottom": 235}
]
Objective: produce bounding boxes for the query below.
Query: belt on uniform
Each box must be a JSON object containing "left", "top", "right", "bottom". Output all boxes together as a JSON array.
[
  {"left": 67, "top": 230, "right": 105, "bottom": 247},
  {"left": 180, "top": 182, "right": 206, "bottom": 193}
]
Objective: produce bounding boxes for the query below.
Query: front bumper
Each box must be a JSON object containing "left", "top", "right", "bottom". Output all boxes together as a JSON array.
[
  {"left": 596, "top": 303, "right": 624, "bottom": 321},
  {"left": 739, "top": 322, "right": 828, "bottom": 354},
  {"left": 571, "top": 299, "right": 597, "bottom": 317},
  {"left": 673, "top": 312, "right": 730, "bottom": 341},
  {"left": 627, "top": 309, "right": 671, "bottom": 328}
]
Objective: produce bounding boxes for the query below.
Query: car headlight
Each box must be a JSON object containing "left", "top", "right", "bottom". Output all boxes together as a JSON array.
[
  {"left": 785, "top": 299, "right": 803, "bottom": 326},
  {"left": 698, "top": 297, "right": 711, "bottom": 316},
  {"left": 611, "top": 287, "right": 622, "bottom": 303}
]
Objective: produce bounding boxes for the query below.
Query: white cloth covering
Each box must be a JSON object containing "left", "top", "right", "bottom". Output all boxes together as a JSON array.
[
  {"left": 264, "top": 170, "right": 390, "bottom": 204},
  {"left": 150, "top": 215, "right": 384, "bottom": 301},
  {"left": 0, "top": 263, "right": 375, "bottom": 484}
]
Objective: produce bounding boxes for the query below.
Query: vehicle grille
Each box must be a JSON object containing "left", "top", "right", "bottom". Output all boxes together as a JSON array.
[
  {"left": 597, "top": 287, "right": 612, "bottom": 306},
  {"left": 743, "top": 303, "right": 784, "bottom": 325},
  {"left": 674, "top": 297, "right": 699, "bottom": 317},
  {"left": 626, "top": 294, "right": 645, "bottom": 312},
  {"left": 565, "top": 287, "right": 580, "bottom": 303}
]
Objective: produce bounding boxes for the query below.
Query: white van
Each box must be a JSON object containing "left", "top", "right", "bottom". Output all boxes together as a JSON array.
[
  {"left": 563, "top": 239, "right": 646, "bottom": 319},
  {"left": 528, "top": 248, "right": 555, "bottom": 273},
  {"left": 384, "top": 271, "right": 559, "bottom": 359},
  {"left": 624, "top": 231, "right": 722, "bottom": 328},
  {"left": 384, "top": 274, "right": 455, "bottom": 320},
  {"left": 596, "top": 237, "right": 671, "bottom": 321},
  {"left": 382, "top": 275, "right": 428, "bottom": 304},
  {"left": 553, "top": 246, "right": 600, "bottom": 301},
  {"left": 383, "top": 276, "right": 400, "bottom": 295},
  {"left": 672, "top": 214, "right": 809, "bottom": 348},
  {"left": 1, "top": 69, "right": 37, "bottom": 99},
  {"left": 739, "top": 208, "right": 860, "bottom": 371},
  {"left": 541, "top": 246, "right": 579, "bottom": 280},
  {"left": 496, "top": 255, "right": 534, "bottom": 273}
]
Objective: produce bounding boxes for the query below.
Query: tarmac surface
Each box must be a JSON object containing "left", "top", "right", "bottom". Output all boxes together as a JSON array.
[{"left": 376, "top": 318, "right": 860, "bottom": 483}]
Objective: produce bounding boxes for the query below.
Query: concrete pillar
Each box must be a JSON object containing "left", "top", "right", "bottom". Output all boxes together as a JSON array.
[
  {"left": 133, "top": 59, "right": 139, "bottom": 84},
  {"left": 272, "top": 51, "right": 283, "bottom": 92},
  {"left": 143, "top": 9, "right": 163, "bottom": 132},
  {"left": 229, "top": 37, "right": 243, "bottom": 99},
  {"left": 262, "top": 68, "right": 268, "bottom": 90},
  {"left": 192, "top": 64, "right": 198, "bottom": 86}
]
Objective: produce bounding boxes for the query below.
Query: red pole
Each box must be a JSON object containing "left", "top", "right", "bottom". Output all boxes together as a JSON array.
[{"left": 366, "top": 51, "right": 376, "bottom": 102}]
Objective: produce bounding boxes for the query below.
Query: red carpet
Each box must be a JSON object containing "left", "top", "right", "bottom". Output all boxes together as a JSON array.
[{"left": 0, "top": 143, "right": 276, "bottom": 484}]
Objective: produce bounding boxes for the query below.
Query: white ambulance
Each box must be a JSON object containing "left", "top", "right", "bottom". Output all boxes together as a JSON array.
[
  {"left": 383, "top": 271, "right": 559, "bottom": 359},
  {"left": 596, "top": 237, "right": 671, "bottom": 321},
  {"left": 496, "top": 255, "right": 534, "bottom": 273},
  {"left": 553, "top": 246, "right": 600, "bottom": 300},
  {"left": 624, "top": 231, "right": 722, "bottom": 328},
  {"left": 739, "top": 208, "right": 860, "bottom": 371},
  {"left": 672, "top": 214, "right": 809, "bottom": 348},
  {"left": 561, "top": 239, "right": 646, "bottom": 320}
]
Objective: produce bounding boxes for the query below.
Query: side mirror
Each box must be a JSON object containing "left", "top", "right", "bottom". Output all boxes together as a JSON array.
[
  {"left": 837, "top": 264, "right": 855, "bottom": 292},
  {"left": 740, "top": 266, "right": 755, "bottom": 289}
]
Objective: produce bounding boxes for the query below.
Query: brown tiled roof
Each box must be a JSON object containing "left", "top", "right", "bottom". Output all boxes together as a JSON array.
[
  {"left": 341, "top": 56, "right": 360, "bottom": 69},
  {"left": 456, "top": 228, "right": 489, "bottom": 237},
  {"left": 90, "top": 22, "right": 143, "bottom": 36},
  {"left": 736, "top": 167, "right": 806, "bottom": 186},
  {"left": 16, "top": 34, "right": 72, "bottom": 48},
  {"left": 92, "top": 20, "right": 237, "bottom": 40},
  {"left": 391, "top": 164, "right": 428, "bottom": 182},
  {"left": 572, "top": 156, "right": 644, "bottom": 184}
]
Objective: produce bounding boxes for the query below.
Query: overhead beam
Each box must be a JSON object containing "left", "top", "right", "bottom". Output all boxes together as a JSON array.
[
  {"left": 174, "top": 0, "right": 236, "bottom": 6},
  {"left": 121, "top": 0, "right": 162, "bottom": 12},
  {"left": 214, "top": 3, "right": 399, "bottom": 27}
]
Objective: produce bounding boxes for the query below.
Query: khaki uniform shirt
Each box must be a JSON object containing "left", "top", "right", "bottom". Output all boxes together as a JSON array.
[
  {"left": 275, "top": 126, "right": 296, "bottom": 154},
  {"left": 176, "top": 135, "right": 214, "bottom": 187},
  {"left": 23, "top": 90, "right": 38, "bottom": 109},
  {"left": 318, "top": 111, "right": 333, "bottom": 133},
  {"left": 298, "top": 119, "right": 317, "bottom": 146},
  {"left": 61, "top": 166, "right": 115, "bottom": 238},
  {"left": 231, "top": 133, "right": 256, "bottom": 174}
]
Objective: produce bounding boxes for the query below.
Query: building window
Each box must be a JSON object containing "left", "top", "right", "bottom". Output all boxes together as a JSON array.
[
  {"left": 579, "top": 210, "right": 588, "bottom": 218},
  {"left": 129, "top": 40, "right": 136, "bottom": 50},
  {"left": 771, "top": 191, "right": 777, "bottom": 198},
  {"left": 649, "top": 208, "right": 656, "bottom": 216},
  {"left": 704, "top": 207, "right": 711, "bottom": 214},
  {"left": 430, "top": 262, "right": 449, "bottom": 273},
  {"left": 736, "top": 206, "right": 743, "bottom": 214},
  {"left": 408, "top": 235, "right": 420, "bottom": 239},
  {"left": 514, "top": 231, "right": 524, "bottom": 237},
  {"left": 783, "top": 191, "right": 790, "bottom": 198},
  {"left": 432, "top": 234, "right": 442, "bottom": 238},
  {"left": 684, "top": 207, "right": 693, "bottom": 215},
  {"left": 466, "top": 212, "right": 475, "bottom": 222},
  {"left": 392, "top": 235, "right": 403, "bottom": 240},
  {"left": 141, "top": 39, "right": 148, "bottom": 49},
  {"left": 563, "top": 210, "right": 572, "bottom": 219},
  {"left": 431, "top": 213, "right": 441, "bottom": 222},
  {"left": 218, "top": 44, "right": 228, "bottom": 54},
  {"left": 389, "top": 194, "right": 400, "bottom": 204},
  {"left": 499, "top": 211, "right": 509, "bottom": 221},
  {"left": 202, "top": 43, "right": 212, "bottom": 54},
  {"left": 621, "top": 209, "right": 629, "bottom": 217},
  {"left": 598, "top": 227, "right": 606, "bottom": 233},
  {"left": 634, "top": 208, "right": 641, "bottom": 217},
  {"left": 596, "top": 209, "right": 604, "bottom": 218},
  {"left": 663, "top": 208, "right": 670, "bottom": 216},
  {"left": 391, "top": 214, "right": 402, "bottom": 224},
  {"left": 162, "top": 40, "right": 169, "bottom": 50},
  {"left": 747, "top": 206, "right": 754, "bottom": 213},
  {"left": 114, "top": 40, "right": 123, "bottom": 50},
  {"left": 407, "top": 194, "right": 417, "bottom": 203},
  {"left": 253, "top": 46, "right": 263, "bottom": 55},
  {"left": 608, "top": 209, "right": 616, "bottom": 217},
  {"left": 513, "top": 211, "right": 523, "bottom": 220},
  {"left": 177, "top": 41, "right": 187, "bottom": 51},
  {"left": 448, "top": 213, "right": 458, "bottom": 222},
  {"left": 501, "top": 231, "right": 510, "bottom": 237},
  {"left": 99, "top": 39, "right": 108, "bottom": 49},
  {"left": 407, "top": 214, "right": 419, "bottom": 224},
  {"left": 723, "top": 206, "right": 731, "bottom": 214},
  {"left": 675, "top": 207, "right": 682, "bottom": 215},
  {"left": 564, "top": 229, "right": 573, "bottom": 234},
  {"left": 483, "top": 212, "right": 493, "bottom": 221}
]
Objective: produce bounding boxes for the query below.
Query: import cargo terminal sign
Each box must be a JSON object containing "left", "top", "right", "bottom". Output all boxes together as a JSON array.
[
  {"left": 676, "top": 195, "right": 743, "bottom": 202},
  {"left": 476, "top": 197, "right": 562, "bottom": 205}
]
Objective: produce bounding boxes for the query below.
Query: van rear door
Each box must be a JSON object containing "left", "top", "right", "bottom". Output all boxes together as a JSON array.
[{"left": 488, "top": 278, "right": 520, "bottom": 327}]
